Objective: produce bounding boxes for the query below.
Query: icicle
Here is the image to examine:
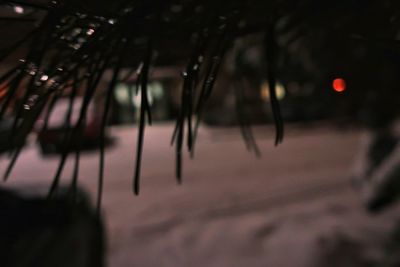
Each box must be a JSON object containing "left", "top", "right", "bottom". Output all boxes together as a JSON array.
[
  {"left": 48, "top": 52, "right": 111, "bottom": 198},
  {"left": 265, "top": 21, "right": 284, "bottom": 146},
  {"left": 133, "top": 39, "right": 153, "bottom": 195},
  {"left": 98, "top": 39, "right": 127, "bottom": 211}
]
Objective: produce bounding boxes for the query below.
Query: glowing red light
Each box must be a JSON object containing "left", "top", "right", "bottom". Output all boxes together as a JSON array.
[{"left": 333, "top": 78, "right": 346, "bottom": 93}]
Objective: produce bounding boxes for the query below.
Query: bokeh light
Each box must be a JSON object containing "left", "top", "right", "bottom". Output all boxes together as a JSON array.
[{"left": 332, "top": 78, "right": 346, "bottom": 93}]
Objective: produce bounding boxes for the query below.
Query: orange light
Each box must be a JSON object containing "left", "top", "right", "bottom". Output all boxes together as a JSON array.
[{"left": 332, "top": 78, "right": 346, "bottom": 93}]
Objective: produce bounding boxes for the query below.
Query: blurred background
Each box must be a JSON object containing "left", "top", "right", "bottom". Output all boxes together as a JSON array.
[{"left": 1, "top": 0, "right": 400, "bottom": 266}]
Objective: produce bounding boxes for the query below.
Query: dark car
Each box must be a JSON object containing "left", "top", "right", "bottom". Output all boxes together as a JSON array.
[{"left": 36, "top": 98, "right": 112, "bottom": 155}]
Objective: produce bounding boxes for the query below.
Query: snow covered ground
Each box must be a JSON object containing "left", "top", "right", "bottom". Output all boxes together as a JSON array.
[{"left": 2, "top": 123, "right": 400, "bottom": 266}]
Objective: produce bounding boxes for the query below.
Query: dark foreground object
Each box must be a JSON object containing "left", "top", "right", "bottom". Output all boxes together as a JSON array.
[
  {"left": 37, "top": 127, "right": 115, "bottom": 155},
  {"left": 0, "top": 187, "right": 104, "bottom": 267}
]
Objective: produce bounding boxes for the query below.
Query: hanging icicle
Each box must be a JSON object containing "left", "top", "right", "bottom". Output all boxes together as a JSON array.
[{"left": 0, "top": 0, "right": 291, "bottom": 206}]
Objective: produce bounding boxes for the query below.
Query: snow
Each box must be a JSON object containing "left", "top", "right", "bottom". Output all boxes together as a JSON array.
[{"left": 2, "top": 123, "right": 400, "bottom": 266}]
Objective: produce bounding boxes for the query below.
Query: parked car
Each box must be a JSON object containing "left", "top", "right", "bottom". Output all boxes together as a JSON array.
[{"left": 36, "top": 97, "right": 113, "bottom": 155}]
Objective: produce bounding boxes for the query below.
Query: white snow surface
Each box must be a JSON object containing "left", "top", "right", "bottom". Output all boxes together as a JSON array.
[{"left": 2, "top": 123, "right": 400, "bottom": 267}]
